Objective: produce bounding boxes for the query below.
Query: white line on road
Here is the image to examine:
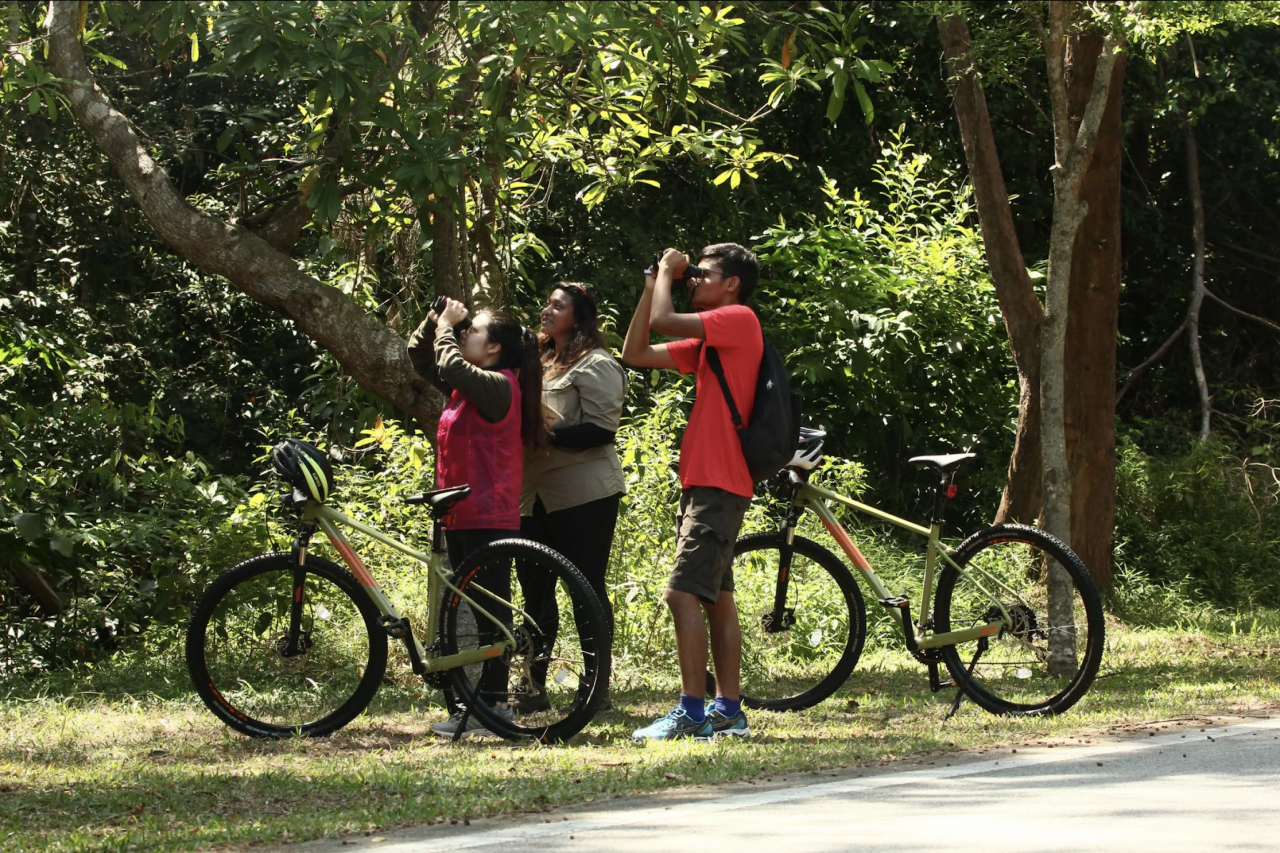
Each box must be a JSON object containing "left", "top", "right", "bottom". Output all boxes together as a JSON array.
[{"left": 370, "top": 715, "right": 1280, "bottom": 853}]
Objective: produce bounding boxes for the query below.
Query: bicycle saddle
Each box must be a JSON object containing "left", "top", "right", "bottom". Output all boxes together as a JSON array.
[
  {"left": 405, "top": 485, "right": 472, "bottom": 518},
  {"left": 907, "top": 453, "right": 976, "bottom": 474}
]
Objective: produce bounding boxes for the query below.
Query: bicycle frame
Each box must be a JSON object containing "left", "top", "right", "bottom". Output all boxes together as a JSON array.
[
  {"left": 297, "top": 500, "right": 521, "bottom": 675},
  {"left": 791, "top": 480, "right": 1012, "bottom": 650}
]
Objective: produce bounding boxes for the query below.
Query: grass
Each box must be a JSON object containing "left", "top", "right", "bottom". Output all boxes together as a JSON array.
[{"left": 5, "top": 622, "right": 1280, "bottom": 853}]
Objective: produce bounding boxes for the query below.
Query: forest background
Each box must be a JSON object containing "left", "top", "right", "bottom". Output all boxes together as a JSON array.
[{"left": 3, "top": 0, "right": 1280, "bottom": 680}]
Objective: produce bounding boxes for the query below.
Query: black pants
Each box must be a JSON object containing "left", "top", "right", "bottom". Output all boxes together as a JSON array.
[
  {"left": 444, "top": 527, "right": 516, "bottom": 703},
  {"left": 517, "top": 493, "right": 621, "bottom": 684}
]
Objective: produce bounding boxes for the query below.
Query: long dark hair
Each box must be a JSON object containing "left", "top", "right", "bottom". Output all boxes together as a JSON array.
[
  {"left": 538, "top": 283, "right": 608, "bottom": 372},
  {"left": 484, "top": 310, "right": 548, "bottom": 450}
]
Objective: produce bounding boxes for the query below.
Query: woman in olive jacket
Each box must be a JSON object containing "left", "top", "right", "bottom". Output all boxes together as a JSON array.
[{"left": 516, "top": 282, "right": 626, "bottom": 710}]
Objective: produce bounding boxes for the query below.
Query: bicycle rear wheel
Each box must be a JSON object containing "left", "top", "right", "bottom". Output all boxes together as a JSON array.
[
  {"left": 440, "top": 539, "right": 610, "bottom": 743},
  {"left": 186, "top": 553, "right": 387, "bottom": 737},
  {"left": 935, "top": 524, "right": 1104, "bottom": 716},
  {"left": 726, "top": 534, "right": 866, "bottom": 711}
]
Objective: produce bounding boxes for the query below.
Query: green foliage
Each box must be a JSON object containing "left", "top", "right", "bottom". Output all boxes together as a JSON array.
[
  {"left": 5, "top": 0, "right": 1280, "bottom": 684},
  {"left": 755, "top": 131, "right": 1013, "bottom": 519},
  {"left": 1114, "top": 434, "right": 1280, "bottom": 618}
]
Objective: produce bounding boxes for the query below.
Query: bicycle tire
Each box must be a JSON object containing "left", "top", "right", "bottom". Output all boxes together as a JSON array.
[
  {"left": 726, "top": 533, "right": 867, "bottom": 711},
  {"left": 440, "top": 539, "right": 611, "bottom": 743},
  {"left": 935, "top": 524, "right": 1104, "bottom": 716},
  {"left": 186, "top": 552, "right": 388, "bottom": 738}
]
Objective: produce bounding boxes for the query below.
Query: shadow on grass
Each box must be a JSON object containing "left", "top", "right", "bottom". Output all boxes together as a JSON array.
[{"left": 5, "top": 630, "right": 1280, "bottom": 853}]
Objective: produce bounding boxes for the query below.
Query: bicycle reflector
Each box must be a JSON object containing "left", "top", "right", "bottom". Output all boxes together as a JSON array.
[{"left": 272, "top": 438, "right": 335, "bottom": 503}]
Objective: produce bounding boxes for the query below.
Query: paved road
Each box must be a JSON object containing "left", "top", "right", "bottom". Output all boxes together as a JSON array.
[{"left": 287, "top": 715, "right": 1280, "bottom": 853}]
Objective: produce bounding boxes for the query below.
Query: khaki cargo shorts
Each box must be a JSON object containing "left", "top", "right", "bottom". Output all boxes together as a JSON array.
[{"left": 667, "top": 486, "right": 752, "bottom": 604}]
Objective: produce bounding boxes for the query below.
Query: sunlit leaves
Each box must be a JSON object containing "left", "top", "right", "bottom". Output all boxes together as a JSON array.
[{"left": 755, "top": 129, "right": 1012, "bottom": 470}]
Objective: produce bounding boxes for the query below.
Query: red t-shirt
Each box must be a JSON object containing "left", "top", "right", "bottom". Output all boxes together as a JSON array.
[{"left": 667, "top": 305, "right": 763, "bottom": 498}]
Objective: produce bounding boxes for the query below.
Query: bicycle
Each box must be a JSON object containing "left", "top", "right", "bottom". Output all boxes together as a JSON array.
[
  {"left": 185, "top": 440, "right": 611, "bottom": 743},
  {"left": 719, "top": 428, "right": 1104, "bottom": 717}
]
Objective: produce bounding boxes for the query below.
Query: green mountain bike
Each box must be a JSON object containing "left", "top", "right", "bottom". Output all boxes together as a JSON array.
[
  {"left": 185, "top": 441, "right": 611, "bottom": 742},
  {"left": 719, "top": 428, "right": 1104, "bottom": 717}
]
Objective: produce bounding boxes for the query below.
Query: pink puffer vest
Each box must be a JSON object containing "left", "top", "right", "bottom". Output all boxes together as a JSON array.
[{"left": 435, "top": 368, "right": 522, "bottom": 530}]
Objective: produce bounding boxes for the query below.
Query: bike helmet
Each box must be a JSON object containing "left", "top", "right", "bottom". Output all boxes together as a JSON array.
[
  {"left": 789, "top": 426, "right": 826, "bottom": 471},
  {"left": 271, "top": 439, "right": 335, "bottom": 503}
]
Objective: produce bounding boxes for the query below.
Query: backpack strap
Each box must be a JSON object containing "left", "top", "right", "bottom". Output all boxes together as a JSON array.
[{"left": 701, "top": 343, "right": 746, "bottom": 431}]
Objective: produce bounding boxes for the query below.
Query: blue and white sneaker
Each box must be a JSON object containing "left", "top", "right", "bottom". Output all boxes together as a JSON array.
[
  {"left": 632, "top": 707, "right": 714, "bottom": 742},
  {"left": 705, "top": 703, "right": 752, "bottom": 739}
]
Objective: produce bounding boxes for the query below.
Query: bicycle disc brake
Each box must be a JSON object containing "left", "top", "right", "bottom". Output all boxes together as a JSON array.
[
  {"left": 760, "top": 607, "right": 796, "bottom": 634},
  {"left": 985, "top": 603, "right": 1047, "bottom": 655},
  {"left": 274, "top": 630, "right": 313, "bottom": 658}
]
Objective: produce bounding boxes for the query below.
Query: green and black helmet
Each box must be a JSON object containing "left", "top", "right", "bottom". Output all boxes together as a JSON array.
[{"left": 271, "top": 438, "right": 335, "bottom": 503}]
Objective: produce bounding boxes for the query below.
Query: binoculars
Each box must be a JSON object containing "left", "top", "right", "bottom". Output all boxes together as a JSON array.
[
  {"left": 646, "top": 253, "right": 705, "bottom": 284},
  {"left": 430, "top": 295, "right": 472, "bottom": 333}
]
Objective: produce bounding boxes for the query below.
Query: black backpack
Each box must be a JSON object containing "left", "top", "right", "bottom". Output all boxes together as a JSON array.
[{"left": 702, "top": 331, "right": 801, "bottom": 484}]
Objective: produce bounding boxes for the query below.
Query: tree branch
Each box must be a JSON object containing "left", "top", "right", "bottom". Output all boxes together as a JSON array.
[
  {"left": 1204, "top": 287, "right": 1280, "bottom": 333},
  {"left": 1117, "top": 320, "right": 1186, "bottom": 404},
  {"left": 1043, "top": 2, "right": 1072, "bottom": 172},
  {"left": 45, "top": 0, "right": 436, "bottom": 426},
  {"left": 1217, "top": 240, "right": 1280, "bottom": 266},
  {"left": 1063, "top": 29, "right": 1121, "bottom": 181}
]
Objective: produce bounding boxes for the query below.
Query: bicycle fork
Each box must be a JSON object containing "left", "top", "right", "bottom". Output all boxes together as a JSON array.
[
  {"left": 763, "top": 510, "right": 803, "bottom": 635},
  {"left": 281, "top": 524, "right": 317, "bottom": 658}
]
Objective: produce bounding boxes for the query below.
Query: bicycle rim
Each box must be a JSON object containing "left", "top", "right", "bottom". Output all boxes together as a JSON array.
[
  {"left": 442, "top": 539, "right": 610, "bottom": 743},
  {"left": 186, "top": 553, "right": 387, "bottom": 737},
  {"left": 729, "top": 534, "right": 866, "bottom": 712},
  {"left": 936, "top": 525, "right": 1104, "bottom": 716}
]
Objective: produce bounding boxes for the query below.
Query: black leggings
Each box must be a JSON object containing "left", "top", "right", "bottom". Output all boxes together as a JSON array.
[
  {"left": 517, "top": 493, "right": 621, "bottom": 683},
  {"left": 444, "top": 527, "right": 516, "bottom": 703}
]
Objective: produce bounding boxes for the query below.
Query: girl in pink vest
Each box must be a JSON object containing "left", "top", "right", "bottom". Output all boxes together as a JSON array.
[{"left": 406, "top": 297, "right": 545, "bottom": 738}]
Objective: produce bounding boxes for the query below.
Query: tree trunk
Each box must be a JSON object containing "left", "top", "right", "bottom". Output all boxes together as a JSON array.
[
  {"left": 1063, "top": 31, "right": 1125, "bottom": 589},
  {"left": 938, "top": 15, "right": 1043, "bottom": 525},
  {"left": 45, "top": 1, "right": 437, "bottom": 427},
  {"left": 430, "top": 209, "right": 463, "bottom": 303},
  {"left": 470, "top": 179, "right": 507, "bottom": 310},
  {"left": 1183, "top": 118, "right": 1211, "bottom": 441},
  {"left": 1041, "top": 4, "right": 1122, "bottom": 673}
]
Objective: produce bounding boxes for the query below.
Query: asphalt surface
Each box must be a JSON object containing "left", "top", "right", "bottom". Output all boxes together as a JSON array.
[{"left": 278, "top": 714, "right": 1280, "bottom": 853}]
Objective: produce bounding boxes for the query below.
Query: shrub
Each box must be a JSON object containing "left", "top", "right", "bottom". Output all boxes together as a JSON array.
[{"left": 1113, "top": 434, "right": 1280, "bottom": 620}]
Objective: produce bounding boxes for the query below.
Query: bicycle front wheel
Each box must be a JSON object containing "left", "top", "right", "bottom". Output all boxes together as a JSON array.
[
  {"left": 728, "top": 534, "right": 867, "bottom": 711},
  {"left": 935, "top": 524, "right": 1104, "bottom": 716},
  {"left": 441, "top": 539, "right": 611, "bottom": 743},
  {"left": 186, "top": 553, "right": 388, "bottom": 738}
]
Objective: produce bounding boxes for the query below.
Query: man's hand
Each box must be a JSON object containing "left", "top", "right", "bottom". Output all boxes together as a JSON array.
[
  {"left": 659, "top": 248, "right": 689, "bottom": 278},
  {"left": 439, "top": 298, "right": 469, "bottom": 328},
  {"left": 622, "top": 266, "right": 679, "bottom": 369},
  {"left": 650, "top": 247, "right": 705, "bottom": 340}
]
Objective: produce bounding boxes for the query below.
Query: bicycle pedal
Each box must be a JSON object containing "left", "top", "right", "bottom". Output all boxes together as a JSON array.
[
  {"left": 878, "top": 596, "right": 910, "bottom": 609},
  {"left": 379, "top": 615, "right": 411, "bottom": 639}
]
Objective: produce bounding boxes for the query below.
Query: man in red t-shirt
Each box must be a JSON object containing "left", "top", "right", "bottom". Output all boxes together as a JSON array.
[{"left": 621, "top": 242, "right": 762, "bottom": 741}]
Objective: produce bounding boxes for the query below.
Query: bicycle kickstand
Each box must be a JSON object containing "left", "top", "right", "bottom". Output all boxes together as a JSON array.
[
  {"left": 451, "top": 705, "right": 474, "bottom": 744},
  {"left": 943, "top": 642, "right": 987, "bottom": 721}
]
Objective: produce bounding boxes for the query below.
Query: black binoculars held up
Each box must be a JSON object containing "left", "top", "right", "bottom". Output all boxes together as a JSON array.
[
  {"left": 430, "top": 295, "right": 472, "bottom": 333},
  {"left": 645, "top": 253, "right": 705, "bottom": 283}
]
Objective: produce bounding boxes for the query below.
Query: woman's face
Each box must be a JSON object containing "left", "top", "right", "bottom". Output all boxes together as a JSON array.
[
  {"left": 540, "top": 288, "right": 578, "bottom": 341},
  {"left": 460, "top": 312, "right": 501, "bottom": 367}
]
